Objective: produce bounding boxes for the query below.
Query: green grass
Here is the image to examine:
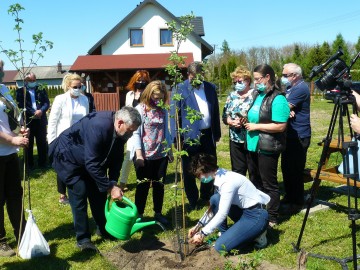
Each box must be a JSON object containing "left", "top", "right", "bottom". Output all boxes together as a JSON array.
[{"left": 1, "top": 97, "right": 359, "bottom": 270}]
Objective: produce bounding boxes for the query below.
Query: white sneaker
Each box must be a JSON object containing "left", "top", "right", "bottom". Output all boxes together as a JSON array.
[{"left": 254, "top": 230, "right": 267, "bottom": 249}]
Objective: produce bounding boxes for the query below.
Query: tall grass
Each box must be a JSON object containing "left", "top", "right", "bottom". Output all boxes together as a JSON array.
[{"left": 1, "top": 98, "right": 358, "bottom": 270}]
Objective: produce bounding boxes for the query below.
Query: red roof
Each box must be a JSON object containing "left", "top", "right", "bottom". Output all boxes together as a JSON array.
[
  {"left": 70, "top": 53, "right": 194, "bottom": 71},
  {"left": 3, "top": 70, "right": 18, "bottom": 83}
]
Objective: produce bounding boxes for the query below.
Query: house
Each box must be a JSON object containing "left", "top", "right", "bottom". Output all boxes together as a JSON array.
[
  {"left": 14, "top": 62, "right": 71, "bottom": 87},
  {"left": 70, "top": 0, "right": 213, "bottom": 110},
  {"left": 2, "top": 70, "right": 18, "bottom": 89}
]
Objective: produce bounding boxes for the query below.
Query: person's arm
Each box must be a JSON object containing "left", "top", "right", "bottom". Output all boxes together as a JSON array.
[
  {"left": 244, "top": 122, "right": 287, "bottom": 133},
  {"left": 47, "top": 95, "right": 62, "bottom": 143},
  {"left": 352, "top": 91, "right": 360, "bottom": 110},
  {"left": 0, "top": 130, "right": 28, "bottom": 147}
]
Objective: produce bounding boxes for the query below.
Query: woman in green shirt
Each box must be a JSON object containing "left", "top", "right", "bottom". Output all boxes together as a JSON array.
[{"left": 244, "top": 64, "right": 290, "bottom": 227}]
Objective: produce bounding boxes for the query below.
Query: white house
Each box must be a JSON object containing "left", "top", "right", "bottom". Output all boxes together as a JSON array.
[{"left": 70, "top": 0, "right": 213, "bottom": 110}]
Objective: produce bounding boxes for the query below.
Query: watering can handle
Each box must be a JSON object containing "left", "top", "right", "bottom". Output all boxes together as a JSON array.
[{"left": 105, "top": 196, "right": 137, "bottom": 214}]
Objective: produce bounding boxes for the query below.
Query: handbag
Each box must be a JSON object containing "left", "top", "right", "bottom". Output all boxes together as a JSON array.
[
  {"left": 0, "top": 90, "right": 21, "bottom": 134},
  {"left": 338, "top": 138, "right": 360, "bottom": 180},
  {"left": 18, "top": 210, "right": 50, "bottom": 259}
]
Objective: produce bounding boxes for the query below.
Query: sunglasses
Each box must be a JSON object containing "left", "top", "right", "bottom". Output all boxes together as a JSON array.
[
  {"left": 282, "top": 73, "right": 294, "bottom": 78},
  {"left": 232, "top": 80, "right": 244, "bottom": 85},
  {"left": 71, "top": 86, "right": 82, "bottom": 89}
]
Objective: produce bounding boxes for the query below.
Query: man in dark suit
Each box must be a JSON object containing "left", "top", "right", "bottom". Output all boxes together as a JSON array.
[
  {"left": 49, "top": 107, "right": 141, "bottom": 252},
  {"left": 170, "top": 61, "right": 221, "bottom": 210},
  {"left": 16, "top": 72, "right": 50, "bottom": 168}
]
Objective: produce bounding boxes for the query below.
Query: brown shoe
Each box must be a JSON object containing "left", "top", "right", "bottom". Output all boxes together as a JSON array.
[{"left": 0, "top": 242, "right": 16, "bottom": 257}]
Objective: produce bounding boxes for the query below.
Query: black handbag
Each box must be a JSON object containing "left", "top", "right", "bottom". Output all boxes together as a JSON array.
[{"left": 0, "top": 91, "right": 21, "bottom": 134}]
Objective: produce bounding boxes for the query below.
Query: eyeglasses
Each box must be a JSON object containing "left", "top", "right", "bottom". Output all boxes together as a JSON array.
[
  {"left": 71, "top": 85, "right": 82, "bottom": 89},
  {"left": 282, "top": 73, "right": 294, "bottom": 78},
  {"left": 253, "top": 77, "right": 264, "bottom": 82}
]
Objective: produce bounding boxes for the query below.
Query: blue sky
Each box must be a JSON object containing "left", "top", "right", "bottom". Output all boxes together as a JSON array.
[{"left": 1, "top": 0, "right": 360, "bottom": 68}]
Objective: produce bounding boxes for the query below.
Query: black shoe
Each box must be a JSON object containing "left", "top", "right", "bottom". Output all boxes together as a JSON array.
[
  {"left": 154, "top": 213, "right": 169, "bottom": 225},
  {"left": 76, "top": 241, "right": 99, "bottom": 252}
]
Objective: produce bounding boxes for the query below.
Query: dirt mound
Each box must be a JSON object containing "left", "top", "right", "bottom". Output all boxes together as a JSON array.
[{"left": 103, "top": 236, "right": 291, "bottom": 270}]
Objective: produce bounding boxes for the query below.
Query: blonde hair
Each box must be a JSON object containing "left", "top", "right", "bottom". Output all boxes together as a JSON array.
[
  {"left": 61, "top": 73, "right": 81, "bottom": 92},
  {"left": 140, "top": 80, "right": 168, "bottom": 107},
  {"left": 230, "top": 66, "right": 252, "bottom": 84}
]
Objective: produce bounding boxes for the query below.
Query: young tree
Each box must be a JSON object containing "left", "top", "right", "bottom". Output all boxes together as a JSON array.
[{"left": 332, "top": 33, "right": 350, "bottom": 63}]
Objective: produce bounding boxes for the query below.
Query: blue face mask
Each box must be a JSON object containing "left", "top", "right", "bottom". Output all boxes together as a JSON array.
[
  {"left": 234, "top": 82, "right": 246, "bottom": 92},
  {"left": 256, "top": 83, "right": 266, "bottom": 92},
  {"left": 200, "top": 175, "right": 214, "bottom": 184},
  {"left": 27, "top": 82, "right": 37, "bottom": 88},
  {"left": 281, "top": 77, "right": 291, "bottom": 87}
]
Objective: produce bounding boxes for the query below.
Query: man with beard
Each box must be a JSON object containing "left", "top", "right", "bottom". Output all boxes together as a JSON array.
[{"left": 49, "top": 107, "right": 141, "bottom": 252}]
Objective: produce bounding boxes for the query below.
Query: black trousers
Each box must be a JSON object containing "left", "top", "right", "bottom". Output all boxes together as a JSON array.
[
  {"left": 247, "top": 151, "right": 280, "bottom": 223},
  {"left": 67, "top": 173, "right": 107, "bottom": 244},
  {"left": 0, "top": 153, "right": 26, "bottom": 242},
  {"left": 134, "top": 156, "right": 168, "bottom": 215},
  {"left": 182, "top": 128, "right": 216, "bottom": 208},
  {"left": 28, "top": 119, "right": 47, "bottom": 167},
  {"left": 230, "top": 140, "right": 248, "bottom": 176},
  {"left": 281, "top": 136, "right": 311, "bottom": 204},
  {"left": 57, "top": 175, "right": 66, "bottom": 195}
]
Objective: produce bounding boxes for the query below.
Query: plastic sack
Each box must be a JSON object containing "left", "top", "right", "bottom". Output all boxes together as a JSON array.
[
  {"left": 18, "top": 210, "right": 50, "bottom": 259},
  {"left": 338, "top": 138, "right": 360, "bottom": 180}
]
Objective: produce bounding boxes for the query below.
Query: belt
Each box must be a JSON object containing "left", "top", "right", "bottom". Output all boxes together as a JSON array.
[{"left": 247, "top": 203, "right": 266, "bottom": 210}]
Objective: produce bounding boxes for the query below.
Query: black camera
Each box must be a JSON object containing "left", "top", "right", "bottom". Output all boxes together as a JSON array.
[{"left": 310, "top": 48, "right": 360, "bottom": 94}]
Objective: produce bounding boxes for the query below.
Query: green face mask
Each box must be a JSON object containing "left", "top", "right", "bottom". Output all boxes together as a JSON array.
[
  {"left": 256, "top": 83, "right": 266, "bottom": 92},
  {"left": 200, "top": 175, "right": 214, "bottom": 184}
]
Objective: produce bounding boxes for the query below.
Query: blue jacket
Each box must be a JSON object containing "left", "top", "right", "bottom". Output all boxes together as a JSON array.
[
  {"left": 170, "top": 80, "right": 221, "bottom": 143},
  {"left": 49, "top": 111, "right": 125, "bottom": 192},
  {"left": 16, "top": 86, "right": 50, "bottom": 125}
]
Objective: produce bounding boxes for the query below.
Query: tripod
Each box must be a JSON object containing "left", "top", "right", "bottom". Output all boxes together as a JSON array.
[{"left": 293, "top": 92, "right": 360, "bottom": 270}]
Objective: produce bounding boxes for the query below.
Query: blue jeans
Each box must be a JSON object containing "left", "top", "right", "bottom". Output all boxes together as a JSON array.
[{"left": 210, "top": 193, "right": 269, "bottom": 253}]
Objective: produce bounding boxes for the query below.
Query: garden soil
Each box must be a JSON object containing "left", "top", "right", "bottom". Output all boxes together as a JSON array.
[{"left": 102, "top": 235, "right": 293, "bottom": 270}]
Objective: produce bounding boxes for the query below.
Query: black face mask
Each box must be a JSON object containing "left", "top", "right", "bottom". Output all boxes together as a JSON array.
[
  {"left": 118, "top": 131, "right": 133, "bottom": 141},
  {"left": 135, "top": 82, "right": 147, "bottom": 90}
]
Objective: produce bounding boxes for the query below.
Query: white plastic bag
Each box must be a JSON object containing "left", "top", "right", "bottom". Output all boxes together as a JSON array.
[{"left": 18, "top": 210, "right": 50, "bottom": 259}]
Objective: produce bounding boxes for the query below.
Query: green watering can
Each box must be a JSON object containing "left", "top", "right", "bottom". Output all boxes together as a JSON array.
[{"left": 105, "top": 196, "right": 157, "bottom": 240}]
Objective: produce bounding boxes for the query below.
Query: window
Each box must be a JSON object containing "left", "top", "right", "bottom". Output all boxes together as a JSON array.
[
  {"left": 130, "top": 29, "right": 143, "bottom": 46},
  {"left": 160, "top": 29, "right": 173, "bottom": 46}
]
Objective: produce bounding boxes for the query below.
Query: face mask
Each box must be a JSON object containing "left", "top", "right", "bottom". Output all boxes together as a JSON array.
[
  {"left": 135, "top": 82, "right": 147, "bottom": 90},
  {"left": 81, "top": 85, "right": 86, "bottom": 92},
  {"left": 256, "top": 83, "right": 266, "bottom": 92},
  {"left": 118, "top": 131, "right": 133, "bottom": 141},
  {"left": 234, "top": 82, "right": 246, "bottom": 92},
  {"left": 70, "top": 88, "right": 80, "bottom": 97},
  {"left": 27, "top": 82, "right": 37, "bottom": 88},
  {"left": 200, "top": 175, "right": 214, "bottom": 184},
  {"left": 150, "top": 99, "right": 161, "bottom": 107},
  {"left": 281, "top": 77, "right": 291, "bottom": 87},
  {"left": 0, "top": 71, "right": 4, "bottom": 83}
]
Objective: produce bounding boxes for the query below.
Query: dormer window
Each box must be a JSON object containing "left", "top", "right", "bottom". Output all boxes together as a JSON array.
[
  {"left": 160, "top": 29, "right": 173, "bottom": 46},
  {"left": 130, "top": 29, "right": 143, "bottom": 47}
]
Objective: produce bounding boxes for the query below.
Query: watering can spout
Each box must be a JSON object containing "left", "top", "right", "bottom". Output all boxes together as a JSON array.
[{"left": 130, "top": 219, "right": 157, "bottom": 236}]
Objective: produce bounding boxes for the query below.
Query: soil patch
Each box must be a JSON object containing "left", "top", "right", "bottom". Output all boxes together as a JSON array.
[{"left": 102, "top": 236, "right": 292, "bottom": 270}]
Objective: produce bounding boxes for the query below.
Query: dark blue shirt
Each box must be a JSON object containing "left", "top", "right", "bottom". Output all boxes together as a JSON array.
[{"left": 285, "top": 80, "right": 311, "bottom": 138}]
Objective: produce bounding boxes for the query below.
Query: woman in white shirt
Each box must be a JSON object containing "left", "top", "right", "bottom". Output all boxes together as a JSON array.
[
  {"left": 47, "top": 73, "right": 89, "bottom": 204},
  {"left": 188, "top": 153, "right": 270, "bottom": 253}
]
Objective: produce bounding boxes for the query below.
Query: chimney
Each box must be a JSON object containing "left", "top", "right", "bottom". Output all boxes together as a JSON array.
[{"left": 57, "top": 61, "right": 62, "bottom": 73}]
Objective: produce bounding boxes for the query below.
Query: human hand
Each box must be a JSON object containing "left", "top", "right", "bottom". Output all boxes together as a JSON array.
[
  {"left": 34, "top": 110, "right": 43, "bottom": 118},
  {"left": 20, "top": 127, "right": 30, "bottom": 138},
  {"left": 11, "top": 136, "right": 29, "bottom": 147},
  {"left": 189, "top": 232, "right": 204, "bottom": 245},
  {"left": 244, "top": 123, "right": 257, "bottom": 131},
  {"left": 350, "top": 114, "right": 360, "bottom": 133},
  {"left": 135, "top": 157, "right": 145, "bottom": 167},
  {"left": 109, "top": 185, "right": 124, "bottom": 200},
  {"left": 188, "top": 226, "right": 199, "bottom": 238},
  {"left": 289, "top": 110, "right": 296, "bottom": 118}
]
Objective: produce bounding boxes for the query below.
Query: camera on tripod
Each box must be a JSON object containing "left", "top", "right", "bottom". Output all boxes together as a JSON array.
[{"left": 310, "top": 47, "right": 360, "bottom": 94}]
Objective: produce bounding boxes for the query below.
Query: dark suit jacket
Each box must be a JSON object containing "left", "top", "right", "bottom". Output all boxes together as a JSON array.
[
  {"left": 16, "top": 86, "right": 50, "bottom": 125},
  {"left": 170, "top": 79, "right": 221, "bottom": 143},
  {"left": 49, "top": 111, "right": 125, "bottom": 192}
]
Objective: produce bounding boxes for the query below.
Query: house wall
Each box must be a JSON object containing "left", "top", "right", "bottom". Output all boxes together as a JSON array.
[
  {"left": 102, "top": 5, "right": 203, "bottom": 61},
  {"left": 16, "top": 78, "right": 63, "bottom": 87}
]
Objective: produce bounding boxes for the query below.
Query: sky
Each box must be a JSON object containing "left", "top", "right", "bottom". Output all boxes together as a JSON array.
[{"left": 1, "top": 0, "right": 360, "bottom": 69}]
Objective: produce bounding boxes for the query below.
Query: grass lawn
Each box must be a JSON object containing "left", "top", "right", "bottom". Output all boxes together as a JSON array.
[{"left": 1, "top": 97, "right": 359, "bottom": 270}]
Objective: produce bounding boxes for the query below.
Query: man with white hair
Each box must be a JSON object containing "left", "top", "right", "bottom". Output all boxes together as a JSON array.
[{"left": 280, "top": 63, "right": 311, "bottom": 214}]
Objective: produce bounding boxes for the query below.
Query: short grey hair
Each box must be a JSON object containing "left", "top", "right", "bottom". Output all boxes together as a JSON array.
[
  {"left": 115, "top": 106, "right": 141, "bottom": 127},
  {"left": 187, "top": 61, "right": 204, "bottom": 76},
  {"left": 283, "top": 63, "right": 302, "bottom": 77}
]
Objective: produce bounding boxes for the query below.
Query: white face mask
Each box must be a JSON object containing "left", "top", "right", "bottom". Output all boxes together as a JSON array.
[
  {"left": 70, "top": 88, "right": 80, "bottom": 97},
  {"left": 234, "top": 82, "right": 246, "bottom": 92}
]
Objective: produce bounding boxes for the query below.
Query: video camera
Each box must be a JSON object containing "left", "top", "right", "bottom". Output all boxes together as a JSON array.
[{"left": 309, "top": 47, "right": 360, "bottom": 93}]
